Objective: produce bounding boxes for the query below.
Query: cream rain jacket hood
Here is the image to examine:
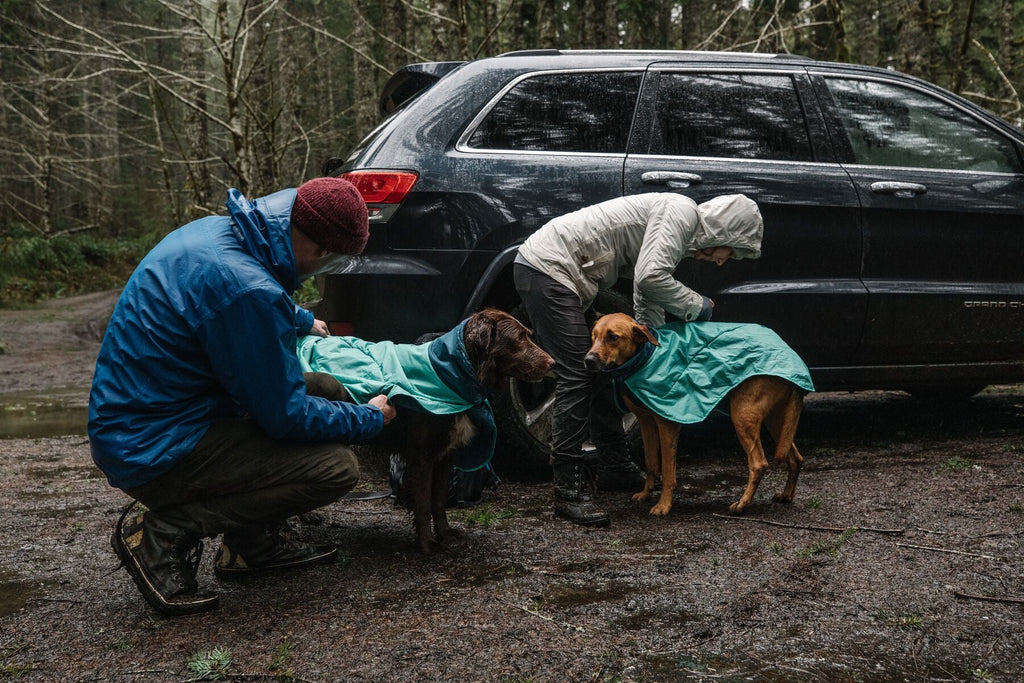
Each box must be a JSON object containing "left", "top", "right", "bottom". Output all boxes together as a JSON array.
[{"left": 517, "top": 193, "right": 763, "bottom": 327}]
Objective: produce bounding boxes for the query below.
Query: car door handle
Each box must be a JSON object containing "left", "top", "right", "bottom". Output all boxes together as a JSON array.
[
  {"left": 870, "top": 181, "right": 927, "bottom": 199},
  {"left": 640, "top": 171, "right": 703, "bottom": 189}
]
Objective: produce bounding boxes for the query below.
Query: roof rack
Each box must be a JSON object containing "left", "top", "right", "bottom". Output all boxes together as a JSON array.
[{"left": 496, "top": 48, "right": 814, "bottom": 61}]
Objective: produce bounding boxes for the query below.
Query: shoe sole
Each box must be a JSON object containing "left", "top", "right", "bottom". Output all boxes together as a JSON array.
[
  {"left": 111, "top": 517, "right": 219, "bottom": 617},
  {"left": 213, "top": 546, "right": 338, "bottom": 579},
  {"left": 554, "top": 509, "right": 611, "bottom": 528}
]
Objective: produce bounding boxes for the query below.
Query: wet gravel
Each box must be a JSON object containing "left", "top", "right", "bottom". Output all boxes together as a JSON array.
[{"left": 1, "top": 292, "right": 1022, "bottom": 681}]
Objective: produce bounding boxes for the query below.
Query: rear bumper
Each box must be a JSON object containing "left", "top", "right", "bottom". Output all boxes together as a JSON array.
[{"left": 318, "top": 253, "right": 474, "bottom": 342}]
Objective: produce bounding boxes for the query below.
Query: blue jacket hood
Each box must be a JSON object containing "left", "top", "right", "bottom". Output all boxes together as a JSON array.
[{"left": 226, "top": 187, "right": 299, "bottom": 294}]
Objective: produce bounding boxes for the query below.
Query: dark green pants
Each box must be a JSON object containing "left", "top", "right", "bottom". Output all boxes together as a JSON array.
[{"left": 126, "top": 374, "right": 359, "bottom": 537}]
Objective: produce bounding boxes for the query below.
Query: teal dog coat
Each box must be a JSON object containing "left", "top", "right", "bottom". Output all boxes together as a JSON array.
[
  {"left": 606, "top": 321, "right": 815, "bottom": 423},
  {"left": 296, "top": 321, "right": 495, "bottom": 470}
]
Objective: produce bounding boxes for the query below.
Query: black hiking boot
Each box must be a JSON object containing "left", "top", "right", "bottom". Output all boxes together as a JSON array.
[
  {"left": 552, "top": 459, "right": 610, "bottom": 528},
  {"left": 213, "top": 521, "right": 337, "bottom": 578},
  {"left": 111, "top": 503, "right": 219, "bottom": 617}
]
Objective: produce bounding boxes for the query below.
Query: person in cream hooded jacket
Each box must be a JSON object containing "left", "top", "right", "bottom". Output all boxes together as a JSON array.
[{"left": 514, "top": 192, "right": 763, "bottom": 527}]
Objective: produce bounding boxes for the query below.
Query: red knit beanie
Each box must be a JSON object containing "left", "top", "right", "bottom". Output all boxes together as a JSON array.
[{"left": 291, "top": 177, "right": 369, "bottom": 255}]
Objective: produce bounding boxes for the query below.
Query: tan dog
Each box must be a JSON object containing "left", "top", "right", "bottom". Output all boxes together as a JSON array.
[{"left": 585, "top": 313, "right": 805, "bottom": 516}]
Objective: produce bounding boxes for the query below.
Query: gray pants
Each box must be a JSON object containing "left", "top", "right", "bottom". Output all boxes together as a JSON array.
[
  {"left": 513, "top": 263, "right": 625, "bottom": 464},
  {"left": 126, "top": 374, "right": 359, "bottom": 537}
]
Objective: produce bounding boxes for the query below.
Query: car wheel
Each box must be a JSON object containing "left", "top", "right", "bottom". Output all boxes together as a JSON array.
[{"left": 491, "top": 290, "right": 641, "bottom": 481}]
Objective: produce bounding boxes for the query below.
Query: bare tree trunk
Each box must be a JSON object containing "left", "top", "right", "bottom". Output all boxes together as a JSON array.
[
  {"left": 483, "top": 0, "right": 500, "bottom": 54},
  {"left": 538, "top": 0, "right": 557, "bottom": 47},
  {"left": 656, "top": 0, "right": 673, "bottom": 48},
  {"left": 249, "top": 11, "right": 277, "bottom": 196},
  {"left": 430, "top": 0, "right": 451, "bottom": 58},
  {"left": 829, "top": 0, "right": 850, "bottom": 62},
  {"left": 353, "top": 0, "right": 378, "bottom": 136},
  {"left": 217, "top": 0, "right": 251, "bottom": 194},
  {"left": 513, "top": 1, "right": 537, "bottom": 49},
  {"left": 895, "top": 0, "right": 937, "bottom": 83},
  {"left": 0, "top": 47, "right": 6, "bottom": 233},
  {"left": 583, "top": 0, "right": 606, "bottom": 48},
  {"left": 456, "top": 0, "right": 470, "bottom": 59},
  {"left": 998, "top": 0, "right": 1017, "bottom": 71},
  {"left": 182, "top": 0, "right": 213, "bottom": 218},
  {"left": 383, "top": 0, "right": 410, "bottom": 72},
  {"left": 148, "top": 78, "right": 183, "bottom": 227},
  {"left": 951, "top": 0, "right": 977, "bottom": 93},
  {"left": 277, "top": 15, "right": 307, "bottom": 182},
  {"left": 40, "top": 51, "right": 55, "bottom": 236},
  {"left": 603, "top": 0, "right": 618, "bottom": 48},
  {"left": 75, "top": 2, "right": 115, "bottom": 233}
]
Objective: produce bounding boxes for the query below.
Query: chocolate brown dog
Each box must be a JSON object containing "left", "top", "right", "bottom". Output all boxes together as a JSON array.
[
  {"left": 585, "top": 313, "right": 805, "bottom": 517},
  {"left": 309, "top": 308, "right": 553, "bottom": 552}
]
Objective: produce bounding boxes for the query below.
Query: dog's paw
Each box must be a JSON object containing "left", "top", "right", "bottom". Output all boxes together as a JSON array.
[
  {"left": 648, "top": 502, "right": 671, "bottom": 516},
  {"left": 418, "top": 538, "right": 444, "bottom": 554},
  {"left": 437, "top": 527, "right": 464, "bottom": 547},
  {"left": 772, "top": 492, "right": 794, "bottom": 504},
  {"left": 728, "top": 500, "right": 748, "bottom": 514},
  {"left": 631, "top": 490, "right": 652, "bottom": 502}
]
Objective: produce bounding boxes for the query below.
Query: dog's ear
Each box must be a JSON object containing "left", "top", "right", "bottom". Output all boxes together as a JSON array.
[
  {"left": 464, "top": 311, "right": 501, "bottom": 390},
  {"left": 633, "top": 323, "right": 660, "bottom": 347}
]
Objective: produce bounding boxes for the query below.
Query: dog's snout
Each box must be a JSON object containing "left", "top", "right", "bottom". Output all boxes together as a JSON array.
[{"left": 583, "top": 353, "right": 604, "bottom": 372}]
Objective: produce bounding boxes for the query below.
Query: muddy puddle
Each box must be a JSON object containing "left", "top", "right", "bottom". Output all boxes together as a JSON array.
[
  {"left": 0, "top": 388, "right": 88, "bottom": 439},
  {"left": 0, "top": 569, "right": 54, "bottom": 619}
]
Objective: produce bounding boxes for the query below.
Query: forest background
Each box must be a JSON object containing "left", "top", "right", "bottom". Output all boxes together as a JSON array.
[{"left": 1, "top": 0, "right": 1022, "bottom": 306}]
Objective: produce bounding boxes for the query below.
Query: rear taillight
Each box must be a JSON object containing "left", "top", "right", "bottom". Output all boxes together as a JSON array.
[
  {"left": 328, "top": 321, "right": 355, "bottom": 336},
  {"left": 341, "top": 171, "right": 418, "bottom": 204}
]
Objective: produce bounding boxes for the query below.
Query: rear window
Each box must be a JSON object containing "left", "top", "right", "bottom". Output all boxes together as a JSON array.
[
  {"left": 468, "top": 71, "right": 641, "bottom": 154},
  {"left": 648, "top": 73, "right": 814, "bottom": 162}
]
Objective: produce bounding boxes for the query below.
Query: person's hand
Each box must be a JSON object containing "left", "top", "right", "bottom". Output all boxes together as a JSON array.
[
  {"left": 368, "top": 394, "right": 396, "bottom": 424},
  {"left": 309, "top": 318, "right": 330, "bottom": 337},
  {"left": 696, "top": 296, "right": 715, "bottom": 321}
]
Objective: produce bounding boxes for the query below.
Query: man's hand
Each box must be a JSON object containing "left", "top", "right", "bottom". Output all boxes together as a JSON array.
[
  {"left": 368, "top": 394, "right": 396, "bottom": 425},
  {"left": 309, "top": 318, "right": 330, "bottom": 337}
]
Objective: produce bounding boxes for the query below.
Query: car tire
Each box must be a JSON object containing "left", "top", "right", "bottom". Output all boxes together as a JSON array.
[{"left": 491, "top": 290, "right": 641, "bottom": 481}]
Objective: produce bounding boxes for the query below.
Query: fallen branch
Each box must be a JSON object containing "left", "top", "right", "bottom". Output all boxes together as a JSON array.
[
  {"left": 710, "top": 513, "right": 904, "bottom": 535},
  {"left": 497, "top": 597, "right": 586, "bottom": 633},
  {"left": 954, "top": 591, "right": 1024, "bottom": 605},
  {"left": 895, "top": 542, "right": 1000, "bottom": 560},
  {"left": 977, "top": 529, "right": 1024, "bottom": 538}
]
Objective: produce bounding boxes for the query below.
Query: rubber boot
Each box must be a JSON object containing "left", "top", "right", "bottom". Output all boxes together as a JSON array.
[
  {"left": 214, "top": 520, "right": 336, "bottom": 578},
  {"left": 552, "top": 458, "right": 610, "bottom": 527},
  {"left": 111, "top": 503, "right": 219, "bottom": 617}
]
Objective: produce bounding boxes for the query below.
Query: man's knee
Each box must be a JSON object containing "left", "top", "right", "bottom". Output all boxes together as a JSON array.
[
  {"left": 304, "top": 372, "right": 350, "bottom": 401},
  {"left": 319, "top": 444, "right": 360, "bottom": 495}
]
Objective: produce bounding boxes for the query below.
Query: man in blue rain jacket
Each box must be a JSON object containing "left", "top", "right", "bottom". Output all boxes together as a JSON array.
[{"left": 89, "top": 177, "right": 396, "bottom": 616}]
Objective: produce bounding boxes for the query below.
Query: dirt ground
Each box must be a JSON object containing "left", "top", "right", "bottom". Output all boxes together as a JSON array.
[{"left": 1, "top": 291, "right": 1022, "bottom": 682}]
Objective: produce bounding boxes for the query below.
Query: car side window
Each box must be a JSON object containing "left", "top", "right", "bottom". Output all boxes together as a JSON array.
[
  {"left": 825, "top": 78, "right": 1022, "bottom": 173},
  {"left": 468, "top": 71, "right": 641, "bottom": 153},
  {"left": 649, "top": 73, "right": 814, "bottom": 162}
]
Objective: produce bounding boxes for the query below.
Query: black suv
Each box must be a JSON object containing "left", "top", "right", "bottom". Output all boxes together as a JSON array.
[{"left": 321, "top": 49, "right": 1024, "bottom": 470}]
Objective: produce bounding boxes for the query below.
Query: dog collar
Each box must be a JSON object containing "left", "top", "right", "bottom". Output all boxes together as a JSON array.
[{"left": 603, "top": 340, "right": 655, "bottom": 381}]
